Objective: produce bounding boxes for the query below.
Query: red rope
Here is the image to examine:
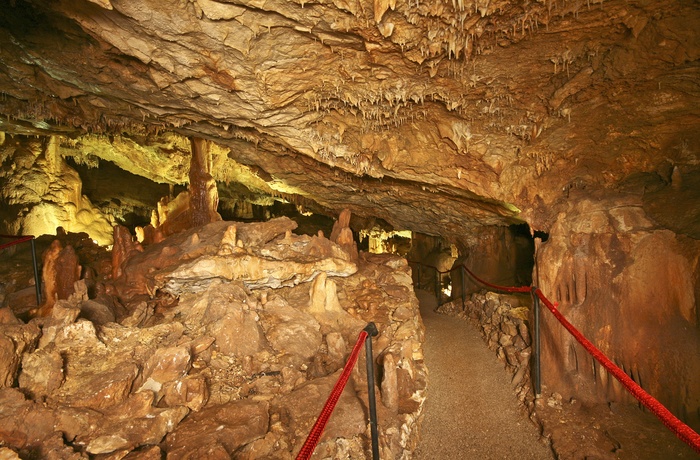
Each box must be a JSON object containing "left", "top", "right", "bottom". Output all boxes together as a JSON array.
[
  {"left": 0, "top": 235, "right": 34, "bottom": 250},
  {"left": 296, "top": 329, "right": 369, "bottom": 460},
  {"left": 534, "top": 289, "right": 700, "bottom": 453},
  {"left": 461, "top": 267, "right": 700, "bottom": 453},
  {"left": 460, "top": 265, "right": 532, "bottom": 294}
]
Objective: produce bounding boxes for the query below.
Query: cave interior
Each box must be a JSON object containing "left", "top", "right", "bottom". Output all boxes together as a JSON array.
[{"left": 0, "top": 0, "right": 699, "bottom": 458}]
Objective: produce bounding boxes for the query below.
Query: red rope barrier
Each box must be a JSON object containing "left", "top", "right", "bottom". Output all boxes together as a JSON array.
[
  {"left": 0, "top": 235, "right": 34, "bottom": 250},
  {"left": 461, "top": 266, "right": 700, "bottom": 453},
  {"left": 460, "top": 265, "right": 532, "bottom": 294},
  {"left": 296, "top": 329, "right": 369, "bottom": 460},
  {"left": 534, "top": 289, "right": 700, "bottom": 453}
]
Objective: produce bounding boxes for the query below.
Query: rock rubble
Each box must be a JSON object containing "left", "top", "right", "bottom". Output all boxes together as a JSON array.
[{"left": 0, "top": 216, "right": 427, "bottom": 459}]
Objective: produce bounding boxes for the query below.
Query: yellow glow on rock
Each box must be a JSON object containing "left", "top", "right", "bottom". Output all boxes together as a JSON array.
[
  {"left": 359, "top": 228, "right": 412, "bottom": 254},
  {"left": 268, "top": 180, "right": 307, "bottom": 196},
  {"left": 22, "top": 201, "right": 114, "bottom": 246}
]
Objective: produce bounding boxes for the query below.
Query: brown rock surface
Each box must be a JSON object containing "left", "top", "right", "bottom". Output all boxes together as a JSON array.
[
  {"left": 0, "top": 323, "right": 40, "bottom": 389},
  {"left": 35, "top": 239, "right": 81, "bottom": 317},
  {"left": 164, "top": 399, "right": 269, "bottom": 458},
  {"left": 0, "top": 218, "right": 427, "bottom": 458},
  {"left": 188, "top": 137, "right": 221, "bottom": 228},
  {"left": 536, "top": 198, "right": 700, "bottom": 429},
  {"left": 2, "top": 0, "right": 697, "bottom": 243},
  {"left": 262, "top": 295, "right": 324, "bottom": 362},
  {"left": 111, "top": 225, "right": 143, "bottom": 280},
  {"left": 18, "top": 348, "right": 65, "bottom": 400},
  {"left": 0, "top": 0, "right": 699, "bottom": 454},
  {"left": 275, "top": 370, "right": 367, "bottom": 445},
  {"left": 330, "top": 208, "right": 359, "bottom": 262}
]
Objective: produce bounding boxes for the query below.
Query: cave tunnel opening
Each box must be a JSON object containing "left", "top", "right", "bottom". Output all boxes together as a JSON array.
[
  {"left": 67, "top": 156, "right": 342, "bottom": 238},
  {"left": 217, "top": 200, "right": 338, "bottom": 238},
  {"left": 57, "top": 161, "right": 544, "bottom": 304},
  {"left": 3, "top": 138, "right": 697, "bottom": 458},
  {"left": 405, "top": 223, "right": 550, "bottom": 306},
  {"left": 62, "top": 154, "right": 411, "bottom": 267}
]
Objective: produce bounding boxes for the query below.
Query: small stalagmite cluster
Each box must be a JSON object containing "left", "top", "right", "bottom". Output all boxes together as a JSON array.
[{"left": 0, "top": 214, "right": 427, "bottom": 459}]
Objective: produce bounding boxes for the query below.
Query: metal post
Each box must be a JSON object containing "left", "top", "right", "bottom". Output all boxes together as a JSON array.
[
  {"left": 417, "top": 264, "right": 422, "bottom": 290},
  {"left": 434, "top": 269, "right": 440, "bottom": 303},
  {"left": 460, "top": 265, "right": 466, "bottom": 308},
  {"left": 363, "top": 322, "right": 380, "bottom": 460},
  {"left": 30, "top": 238, "right": 41, "bottom": 306},
  {"left": 531, "top": 287, "right": 541, "bottom": 396}
]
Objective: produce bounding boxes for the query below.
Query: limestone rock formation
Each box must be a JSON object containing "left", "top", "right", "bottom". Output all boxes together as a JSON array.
[
  {"left": 0, "top": 218, "right": 427, "bottom": 459},
  {"left": 536, "top": 196, "right": 700, "bottom": 428},
  {"left": 111, "top": 224, "right": 143, "bottom": 280},
  {"left": 0, "top": 137, "right": 113, "bottom": 245},
  {"left": 0, "top": 0, "right": 698, "bottom": 450},
  {"left": 34, "top": 239, "right": 81, "bottom": 317},
  {"left": 330, "top": 208, "right": 359, "bottom": 262},
  {"left": 0, "top": 0, "right": 696, "bottom": 239}
]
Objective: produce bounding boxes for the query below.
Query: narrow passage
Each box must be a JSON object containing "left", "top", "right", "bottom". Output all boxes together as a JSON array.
[{"left": 413, "top": 289, "right": 553, "bottom": 459}]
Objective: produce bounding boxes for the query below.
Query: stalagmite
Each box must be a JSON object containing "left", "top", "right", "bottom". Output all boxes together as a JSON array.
[
  {"left": 112, "top": 225, "right": 143, "bottom": 280},
  {"left": 330, "top": 209, "right": 359, "bottom": 262},
  {"left": 34, "top": 239, "right": 81, "bottom": 317},
  {"left": 189, "top": 137, "right": 221, "bottom": 228}
]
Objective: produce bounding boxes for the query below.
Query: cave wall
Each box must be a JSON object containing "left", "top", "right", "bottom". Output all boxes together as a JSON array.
[
  {"left": 0, "top": 135, "right": 113, "bottom": 245},
  {"left": 0, "top": 217, "right": 429, "bottom": 459},
  {"left": 0, "top": 0, "right": 698, "bottom": 442},
  {"left": 536, "top": 194, "right": 700, "bottom": 430}
]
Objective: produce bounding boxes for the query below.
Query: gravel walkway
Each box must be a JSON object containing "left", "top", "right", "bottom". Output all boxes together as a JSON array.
[{"left": 413, "top": 290, "right": 554, "bottom": 460}]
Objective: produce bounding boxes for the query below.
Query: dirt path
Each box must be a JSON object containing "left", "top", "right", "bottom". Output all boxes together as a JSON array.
[{"left": 413, "top": 289, "right": 553, "bottom": 459}]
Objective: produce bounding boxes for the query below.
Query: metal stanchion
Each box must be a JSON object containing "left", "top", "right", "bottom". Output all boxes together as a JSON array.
[
  {"left": 363, "top": 322, "right": 380, "bottom": 460},
  {"left": 460, "top": 265, "right": 466, "bottom": 307},
  {"left": 30, "top": 238, "right": 42, "bottom": 306},
  {"left": 531, "top": 287, "right": 541, "bottom": 396},
  {"left": 434, "top": 269, "right": 440, "bottom": 303}
]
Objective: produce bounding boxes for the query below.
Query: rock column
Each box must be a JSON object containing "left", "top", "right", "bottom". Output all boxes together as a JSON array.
[{"left": 188, "top": 137, "right": 220, "bottom": 228}]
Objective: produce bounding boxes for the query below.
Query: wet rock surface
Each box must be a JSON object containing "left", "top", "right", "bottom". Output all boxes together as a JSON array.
[{"left": 0, "top": 218, "right": 427, "bottom": 459}]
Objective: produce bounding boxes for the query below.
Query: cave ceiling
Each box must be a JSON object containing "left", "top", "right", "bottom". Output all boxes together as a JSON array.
[{"left": 0, "top": 0, "right": 698, "bottom": 243}]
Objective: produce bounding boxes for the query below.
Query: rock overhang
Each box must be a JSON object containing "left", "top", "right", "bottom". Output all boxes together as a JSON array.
[{"left": 0, "top": 0, "right": 698, "bottom": 243}]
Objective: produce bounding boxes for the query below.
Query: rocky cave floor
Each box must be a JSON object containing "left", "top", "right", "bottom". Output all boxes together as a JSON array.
[
  {"left": 0, "top": 219, "right": 429, "bottom": 460},
  {"left": 0, "top": 229, "right": 698, "bottom": 459}
]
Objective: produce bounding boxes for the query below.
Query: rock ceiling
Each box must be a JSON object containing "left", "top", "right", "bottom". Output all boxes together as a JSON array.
[{"left": 0, "top": 0, "right": 698, "bottom": 243}]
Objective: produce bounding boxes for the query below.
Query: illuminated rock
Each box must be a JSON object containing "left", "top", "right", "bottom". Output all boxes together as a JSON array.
[
  {"left": 35, "top": 239, "right": 81, "bottom": 317},
  {"left": 0, "top": 137, "right": 113, "bottom": 245},
  {"left": 0, "top": 215, "right": 427, "bottom": 457}
]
